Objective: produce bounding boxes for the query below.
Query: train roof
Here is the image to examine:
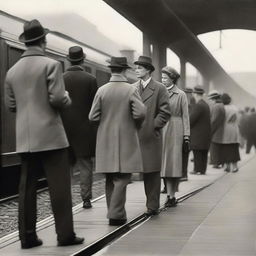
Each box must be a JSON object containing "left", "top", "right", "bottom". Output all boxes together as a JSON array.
[{"left": 0, "top": 11, "right": 111, "bottom": 66}]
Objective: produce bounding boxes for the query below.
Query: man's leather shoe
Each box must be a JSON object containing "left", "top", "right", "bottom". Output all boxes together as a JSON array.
[
  {"left": 58, "top": 236, "right": 84, "bottom": 246},
  {"left": 83, "top": 199, "right": 92, "bottom": 209},
  {"left": 144, "top": 209, "right": 159, "bottom": 216},
  {"left": 109, "top": 218, "right": 127, "bottom": 226},
  {"left": 189, "top": 171, "right": 199, "bottom": 175},
  {"left": 21, "top": 238, "right": 43, "bottom": 249}
]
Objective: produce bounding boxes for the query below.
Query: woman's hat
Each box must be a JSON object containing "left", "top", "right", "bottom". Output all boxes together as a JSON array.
[
  {"left": 67, "top": 46, "right": 85, "bottom": 62},
  {"left": 161, "top": 66, "right": 180, "bottom": 81},
  {"left": 193, "top": 85, "right": 205, "bottom": 94},
  {"left": 208, "top": 90, "right": 220, "bottom": 99},
  {"left": 134, "top": 56, "right": 155, "bottom": 71},
  {"left": 108, "top": 57, "right": 131, "bottom": 69},
  {"left": 19, "top": 19, "right": 49, "bottom": 43}
]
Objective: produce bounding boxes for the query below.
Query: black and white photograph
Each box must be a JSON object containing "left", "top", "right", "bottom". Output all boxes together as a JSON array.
[{"left": 1, "top": 0, "right": 256, "bottom": 255}]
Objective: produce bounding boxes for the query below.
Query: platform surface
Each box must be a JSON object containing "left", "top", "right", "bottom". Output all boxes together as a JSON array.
[{"left": 0, "top": 150, "right": 253, "bottom": 256}]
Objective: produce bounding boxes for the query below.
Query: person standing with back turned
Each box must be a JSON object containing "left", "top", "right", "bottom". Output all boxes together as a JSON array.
[
  {"left": 4, "top": 20, "right": 84, "bottom": 248},
  {"left": 89, "top": 57, "right": 146, "bottom": 225},
  {"left": 61, "top": 46, "right": 98, "bottom": 209},
  {"left": 134, "top": 56, "right": 171, "bottom": 216}
]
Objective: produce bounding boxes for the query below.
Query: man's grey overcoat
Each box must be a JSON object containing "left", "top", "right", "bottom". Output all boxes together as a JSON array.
[
  {"left": 134, "top": 79, "right": 171, "bottom": 173},
  {"left": 4, "top": 47, "right": 71, "bottom": 153},
  {"left": 89, "top": 74, "right": 146, "bottom": 173}
]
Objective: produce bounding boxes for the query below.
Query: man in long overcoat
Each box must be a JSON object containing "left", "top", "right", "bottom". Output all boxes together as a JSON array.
[
  {"left": 207, "top": 90, "right": 225, "bottom": 168},
  {"left": 61, "top": 46, "right": 98, "bottom": 209},
  {"left": 190, "top": 86, "right": 211, "bottom": 175},
  {"left": 134, "top": 56, "right": 171, "bottom": 216},
  {"left": 89, "top": 57, "right": 146, "bottom": 226},
  {"left": 4, "top": 20, "right": 83, "bottom": 248}
]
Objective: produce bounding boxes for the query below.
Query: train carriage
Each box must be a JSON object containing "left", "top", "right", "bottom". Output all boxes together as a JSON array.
[{"left": 0, "top": 11, "right": 136, "bottom": 199}]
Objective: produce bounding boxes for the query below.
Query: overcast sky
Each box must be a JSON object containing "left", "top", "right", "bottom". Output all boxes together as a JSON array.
[{"left": 2, "top": 0, "right": 256, "bottom": 76}]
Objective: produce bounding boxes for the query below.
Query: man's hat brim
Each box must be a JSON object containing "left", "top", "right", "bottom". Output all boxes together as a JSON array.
[
  {"left": 134, "top": 61, "right": 155, "bottom": 71},
  {"left": 108, "top": 64, "right": 131, "bottom": 69},
  {"left": 18, "top": 28, "right": 49, "bottom": 43},
  {"left": 67, "top": 53, "right": 85, "bottom": 62}
]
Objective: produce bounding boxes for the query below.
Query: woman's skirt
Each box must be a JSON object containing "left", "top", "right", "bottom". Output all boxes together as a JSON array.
[{"left": 219, "top": 143, "right": 240, "bottom": 163}]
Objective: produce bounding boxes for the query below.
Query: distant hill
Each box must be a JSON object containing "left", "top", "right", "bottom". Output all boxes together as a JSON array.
[
  {"left": 230, "top": 72, "right": 256, "bottom": 97},
  {"left": 24, "top": 12, "right": 126, "bottom": 56}
]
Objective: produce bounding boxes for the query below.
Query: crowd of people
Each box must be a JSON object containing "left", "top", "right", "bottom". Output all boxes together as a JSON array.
[{"left": 4, "top": 19, "right": 253, "bottom": 249}]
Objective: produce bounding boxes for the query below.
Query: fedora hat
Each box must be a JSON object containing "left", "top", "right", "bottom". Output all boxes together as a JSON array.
[
  {"left": 134, "top": 56, "right": 155, "bottom": 71},
  {"left": 108, "top": 57, "right": 131, "bottom": 69},
  {"left": 67, "top": 46, "right": 85, "bottom": 62},
  {"left": 19, "top": 19, "right": 49, "bottom": 43},
  {"left": 193, "top": 85, "right": 205, "bottom": 94},
  {"left": 208, "top": 90, "right": 220, "bottom": 99}
]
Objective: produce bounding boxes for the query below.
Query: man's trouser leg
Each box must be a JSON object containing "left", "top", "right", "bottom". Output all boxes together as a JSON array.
[
  {"left": 42, "top": 148, "right": 75, "bottom": 242},
  {"left": 19, "top": 153, "right": 39, "bottom": 242},
  {"left": 106, "top": 173, "right": 131, "bottom": 220},
  {"left": 78, "top": 157, "right": 93, "bottom": 201},
  {"left": 201, "top": 150, "right": 209, "bottom": 174},
  {"left": 143, "top": 171, "right": 161, "bottom": 211}
]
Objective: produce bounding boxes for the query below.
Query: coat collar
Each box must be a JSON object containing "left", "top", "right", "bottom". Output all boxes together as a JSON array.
[
  {"left": 136, "top": 78, "right": 155, "bottom": 102},
  {"left": 167, "top": 85, "right": 179, "bottom": 97},
  {"left": 21, "top": 46, "right": 45, "bottom": 58},
  {"left": 109, "top": 74, "right": 128, "bottom": 82},
  {"left": 66, "top": 65, "right": 84, "bottom": 72}
]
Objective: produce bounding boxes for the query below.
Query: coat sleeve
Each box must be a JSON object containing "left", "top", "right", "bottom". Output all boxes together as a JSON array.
[
  {"left": 130, "top": 88, "right": 146, "bottom": 128},
  {"left": 181, "top": 92, "right": 190, "bottom": 136},
  {"left": 47, "top": 61, "right": 71, "bottom": 109},
  {"left": 154, "top": 85, "right": 171, "bottom": 130},
  {"left": 190, "top": 103, "right": 202, "bottom": 128},
  {"left": 4, "top": 76, "right": 16, "bottom": 112},
  {"left": 89, "top": 89, "right": 102, "bottom": 122},
  {"left": 211, "top": 104, "right": 225, "bottom": 134}
]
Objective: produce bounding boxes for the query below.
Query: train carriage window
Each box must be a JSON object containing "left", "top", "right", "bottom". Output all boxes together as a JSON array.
[
  {"left": 96, "top": 70, "right": 111, "bottom": 87},
  {"left": 8, "top": 46, "right": 24, "bottom": 69},
  {"left": 2, "top": 46, "right": 24, "bottom": 155}
]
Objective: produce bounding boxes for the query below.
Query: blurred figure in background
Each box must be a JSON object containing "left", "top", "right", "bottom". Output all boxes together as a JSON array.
[
  {"left": 61, "top": 46, "right": 98, "bottom": 209},
  {"left": 160, "top": 67, "right": 190, "bottom": 207},
  {"left": 181, "top": 87, "right": 195, "bottom": 181},
  {"left": 207, "top": 90, "right": 225, "bottom": 168},
  {"left": 244, "top": 107, "right": 256, "bottom": 154},
  {"left": 220, "top": 93, "right": 240, "bottom": 172},
  {"left": 190, "top": 86, "right": 211, "bottom": 175}
]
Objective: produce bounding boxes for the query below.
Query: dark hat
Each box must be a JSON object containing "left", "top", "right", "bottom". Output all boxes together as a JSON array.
[
  {"left": 208, "top": 90, "right": 220, "bottom": 99},
  {"left": 193, "top": 85, "right": 205, "bottom": 94},
  {"left": 19, "top": 19, "right": 49, "bottom": 43},
  {"left": 67, "top": 46, "right": 85, "bottom": 62},
  {"left": 134, "top": 56, "right": 155, "bottom": 71},
  {"left": 184, "top": 87, "right": 193, "bottom": 93},
  {"left": 221, "top": 93, "right": 231, "bottom": 105},
  {"left": 108, "top": 57, "right": 131, "bottom": 69},
  {"left": 162, "top": 66, "right": 180, "bottom": 81}
]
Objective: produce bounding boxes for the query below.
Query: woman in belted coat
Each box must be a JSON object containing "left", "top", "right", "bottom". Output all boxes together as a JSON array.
[
  {"left": 160, "top": 67, "right": 190, "bottom": 207},
  {"left": 220, "top": 93, "right": 240, "bottom": 172}
]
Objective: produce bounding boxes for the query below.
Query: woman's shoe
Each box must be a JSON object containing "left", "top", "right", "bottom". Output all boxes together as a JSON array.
[
  {"left": 165, "top": 197, "right": 177, "bottom": 207},
  {"left": 232, "top": 168, "right": 239, "bottom": 173}
]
